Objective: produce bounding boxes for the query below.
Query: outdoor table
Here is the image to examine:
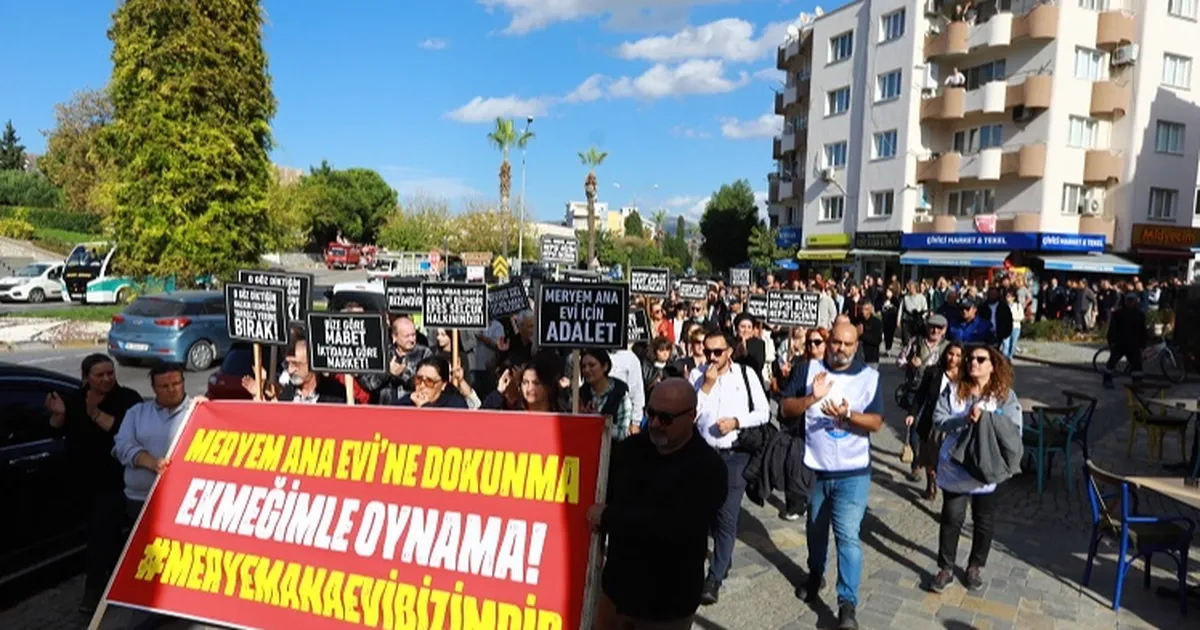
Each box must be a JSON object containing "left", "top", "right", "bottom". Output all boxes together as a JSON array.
[
  {"left": 1019, "top": 398, "right": 1049, "bottom": 411},
  {"left": 1146, "top": 398, "right": 1200, "bottom": 478},
  {"left": 1128, "top": 476, "right": 1200, "bottom": 604}
]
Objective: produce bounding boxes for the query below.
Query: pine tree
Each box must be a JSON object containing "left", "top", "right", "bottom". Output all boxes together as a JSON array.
[
  {"left": 102, "top": 0, "right": 276, "bottom": 278},
  {"left": 0, "top": 121, "right": 27, "bottom": 171}
]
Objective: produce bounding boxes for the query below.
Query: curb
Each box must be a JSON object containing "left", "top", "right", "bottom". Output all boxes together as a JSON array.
[{"left": 1014, "top": 353, "right": 1093, "bottom": 373}]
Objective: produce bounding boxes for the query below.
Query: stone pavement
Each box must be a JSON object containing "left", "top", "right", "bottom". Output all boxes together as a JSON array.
[{"left": 1, "top": 360, "right": 1198, "bottom": 630}]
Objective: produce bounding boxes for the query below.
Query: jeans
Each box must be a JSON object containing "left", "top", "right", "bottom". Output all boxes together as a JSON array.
[
  {"left": 708, "top": 451, "right": 749, "bottom": 586},
  {"left": 807, "top": 473, "right": 870, "bottom": 606},
  {"left": 938, "top": 490, "right": 998, "bottom": 570},
  {"left": 1001, "top": 327, "right": 1020, "bottom": 359}
]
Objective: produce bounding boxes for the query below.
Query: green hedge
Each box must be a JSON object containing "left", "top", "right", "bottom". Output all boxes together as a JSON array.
[
  {"left": 0, "top": 170, "right": 62, "bottom": 208},
  {"left": 0, "top": 205, "right": 101, "bottom": 234}
]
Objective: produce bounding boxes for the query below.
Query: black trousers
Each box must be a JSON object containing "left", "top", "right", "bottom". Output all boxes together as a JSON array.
[
  {"left": 1105, "top": 344, "right": 1144, "bottom": 377},
  {"left": 938, "top": 490, "right": 997, "bottom": 570},
  {"left": 84, "top": 488, "right": 129, "bottom": 601}
]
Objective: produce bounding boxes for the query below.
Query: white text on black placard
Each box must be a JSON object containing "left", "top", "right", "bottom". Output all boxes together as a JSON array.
[
  {"left": 629, "top": 267, "right": 670, "bottom": 296},
  {"left": 224, "top": 284, "right": 288, "bottom": 345},
  {"left": 767, "top": 290, "right": 820, "bottom": 328},
  {"left": 747, "top": 294, "right": 768, "bottom": 320},
  {"left": 307, "top": 313, "right": 388, "bottom": 375},
  {"left": 237, "top": 270, "right": 312, "bottom": 323},
  {"left": 537, "top": 283, "right": 629, "bottom": 349},
  {"left": 729, "top": 267, "right": 751, "bottom": 288},
  {"left": 627, "top": 309, "right": 651, "bottom": 343},
  {"left": 539, "top": 236, "right": 578, "bottom": 264},
  {"left": 488, "top": 279, "right": 529, "bottom": 321},
  {"left": 385, "top": 279, "right": 423, "bottom": 314},
  {"left": 422, "top": 283, "right": 488, "bottom": 329},
  {"left": 678, "top": 280, "right": 709, "bottom": 301}
]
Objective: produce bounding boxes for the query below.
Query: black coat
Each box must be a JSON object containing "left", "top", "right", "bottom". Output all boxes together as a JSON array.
[
  {"left": 983, "top": 300, "right": 1013, "bottom": 344},
  {"left": 911, "top": 366, "right": 949, "bottom": 441},
  {"left": 744, "top": 430, "right": 811, "bottom": 508}
]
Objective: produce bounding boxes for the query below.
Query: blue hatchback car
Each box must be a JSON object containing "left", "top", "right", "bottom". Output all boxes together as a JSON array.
[{"left": 107, "top": 291, "right": 231, "bottom": 371}]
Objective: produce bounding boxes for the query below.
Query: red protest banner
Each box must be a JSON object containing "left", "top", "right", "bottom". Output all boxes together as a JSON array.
[{"left": 101, "top": 401, "right": 606, "bottom": 629}]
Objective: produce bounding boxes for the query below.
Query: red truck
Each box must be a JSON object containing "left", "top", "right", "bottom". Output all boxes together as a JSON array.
[{"left": 325, "top": 242, "right": 362, "bottom": 269}]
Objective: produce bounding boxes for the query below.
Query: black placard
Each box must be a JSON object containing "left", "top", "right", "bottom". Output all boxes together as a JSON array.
[
  {"left": 766, "top": 290, "right": 820, "bottom": 327},
  {"left": 563, "top": 269, "right": 601, "bottom": 283},
  {"left": 385, "top": 278, "right": 423, "bottom": 314},
  {"left": 853, "top": 230, "right": 903, "bottom": 251},
  {"left": 224, "top": 283, "right": 288, "bottom": 345},
  {"left": 540, "top": 236, "right": 578, "bottom": 264},
  {"left": 747, "top": 293, "right": 768, "bottom": 320},
  {"left": 677, "top": 279, "right": 709, "bottom": 301},
  {"left": 629, "top": 267, "right": 670, "bottom": 296},
  {"left": 306, "top": 312, "right": 388, "bottom": 375},
  {"left": 729, "top": 267, "right": 752, "bottom": 288},
  {"left": 537, "top": 282, "right": 629, "bottom": 349},
  {"left": 422, "top": 282, "right": 488, "bottom": 329},
  {"left": 628, "top": 309, "right": 651, "bottom": 343},
  {"left": 488, "top": 279, "right": 530, "bottom": 321},
  {"left": 237, "top": 270, "right": 312, "bottom": 323}
]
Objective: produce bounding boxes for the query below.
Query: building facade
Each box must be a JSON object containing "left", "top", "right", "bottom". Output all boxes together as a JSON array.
[
  {"left": 769, "top": 0, "right": 1200, "bottom": 280},
  {"left": 563, "top": 200, "right": 635, "bottom": 235}
]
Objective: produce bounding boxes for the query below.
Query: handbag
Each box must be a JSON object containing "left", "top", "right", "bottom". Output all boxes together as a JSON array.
[{"left": 901, "top": 426, "right": 914, "bottom": 463}]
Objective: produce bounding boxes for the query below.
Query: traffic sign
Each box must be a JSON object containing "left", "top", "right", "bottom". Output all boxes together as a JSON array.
[
  {"left": 429, "top": 250, "right": 442, "bottom": 266},
  {"left": 493, "top": 255, "right": 510, "bottom": 279}
]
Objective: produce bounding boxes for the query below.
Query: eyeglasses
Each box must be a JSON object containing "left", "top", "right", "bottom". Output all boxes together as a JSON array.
[
  {"left": 807, "top": 339, "right": 825, "bottom": 347},
  {"left": 969, "top": 355, "right": 990, "bottom": 365},
  {"left": 703, "top": 347, "right": 728, "bottom": 357},
  {"left": 412, "top": 375, "right": 443, "bottom": 386},
  {"left": 646, "top": 406, "right": 694, "bottom": 426}
]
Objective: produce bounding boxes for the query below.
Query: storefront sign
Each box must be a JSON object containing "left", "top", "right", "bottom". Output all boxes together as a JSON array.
[
  {"left": 1038, "top": 233, "right": 1105, "bottom": 253},
  {"left": 901, "top": 232, "right": 1039, "bottom": 250},
  {"left": 853, "top": 231, "right": 902, "bottom": 251},
  {"left": 805, "top": 233, "right": 851, "bottom": 247},
  {"left": 1131, "top": 223, "right": 1200, "bottom": 250},
  {"left": 776, "top": 226, "right": 802, "bottom": 249}
]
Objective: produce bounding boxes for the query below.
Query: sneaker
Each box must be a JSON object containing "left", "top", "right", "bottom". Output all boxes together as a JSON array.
[
  {"left": 965, "top": 566, "right": 985, "bottom": 591},
  {"left": 837, "top": 603, "right": 859, "bottom": 630},
  {"left": 699, "top": 579, "right": 719, "bottom": 606},
  {"left": 794, "top": 575, "right": 826, "bottom": 602},
  {"left": 780, "top": 511, "right": 801, "bottom": 521},
  {"left": 931, "top": 569, "right": 954, "bottom": 593}
]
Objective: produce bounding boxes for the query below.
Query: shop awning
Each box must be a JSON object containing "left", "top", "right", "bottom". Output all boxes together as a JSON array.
[
  {"left": 1039, "top": 253, "right": 1140, "bottom": 275},
  {"left": 796, "top": 249, "right": 849, "bottom": 261},
  {"left": 774, "top": 258, "right": 800, "bottom": 270},
  {"left": 899, "top": 250, "right": 1009, "bottom": 268},
  {"left": 849, "top": 249, "right": 901, "bottom": 257}
]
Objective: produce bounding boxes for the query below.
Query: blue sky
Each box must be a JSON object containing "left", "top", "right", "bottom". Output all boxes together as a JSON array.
[{"left": 2, "top": 0, "right": 818, "bottom": 224}]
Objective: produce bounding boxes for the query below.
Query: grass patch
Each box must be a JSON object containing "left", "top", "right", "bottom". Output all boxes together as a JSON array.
[
  {"left": 0, "top": 304, "right": 122, "bottom": 322},
  {"left": 31, "top": 227, "right": 100, "bottom": 256}
]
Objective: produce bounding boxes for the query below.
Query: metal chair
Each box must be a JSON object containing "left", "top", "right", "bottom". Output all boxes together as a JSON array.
[{"left": 1124, "top": 383, "right": 1188, "bottom": 463}]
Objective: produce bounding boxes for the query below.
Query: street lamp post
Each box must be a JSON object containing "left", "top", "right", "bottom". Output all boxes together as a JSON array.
[{"left": 516, "top": 117, "right": 533, "bottom": 275}]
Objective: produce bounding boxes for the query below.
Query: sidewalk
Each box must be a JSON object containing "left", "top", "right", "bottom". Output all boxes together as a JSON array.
[{"left": 0, "top": 318, "right": 108, "bottom": 348}]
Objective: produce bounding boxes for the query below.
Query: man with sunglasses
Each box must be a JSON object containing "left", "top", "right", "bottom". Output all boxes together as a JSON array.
[
  {"left": 590, "top": 379, "right": 727, "bottom": 630},
  {"left": 690, "top": 331, "right": 770, "bottom": 605},
  {"left": 779, "top": 322, "right": 884, "bottom": 630}
]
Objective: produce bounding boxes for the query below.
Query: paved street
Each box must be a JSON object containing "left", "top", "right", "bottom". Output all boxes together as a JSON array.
[
  {"left": 0, "top": 346, "right": 216, "bottom": 398},
  {"left": 1, "top": 356, "right": 1198, "bottom": 629}
]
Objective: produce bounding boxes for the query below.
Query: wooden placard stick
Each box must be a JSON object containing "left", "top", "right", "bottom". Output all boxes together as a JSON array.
[
  {"left": 571, "top": 350, "right": 581, "bottom": 414},
  {"left": 345, "top": 374, "right": 355, "bottom": 406},
  {"left": 267, "top": 345, "right": 278, "bottom": 394},
  {"left": 252, "top": 343, "right": 263, "bottom": 401},
  {"left": 452, "top": 328, "right": 460, "bottom": 372}
]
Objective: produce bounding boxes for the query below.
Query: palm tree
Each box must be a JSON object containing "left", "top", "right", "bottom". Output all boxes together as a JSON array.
[
  {"left": 578, "top": 147, "right": 608, "bottom": 268},
  {"left": 650, "top": 208, "right": 668, "bottom": 244},
  {"left": 487, "top": 118, "right": 535, "bottom": 258}
]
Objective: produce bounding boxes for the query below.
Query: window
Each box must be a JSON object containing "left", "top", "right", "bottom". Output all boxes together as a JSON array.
[
  {"left": 964, "top": 60, "right": 1007, "bottom": 90},
  {"left": 821, "top": 196, "right": 845, "bottom": 221},
  {"left": 1074, "top": 47, "right": 1107, "bottom": 81},
  {"left": 876, "top": 69, "right": 902, "bottom": 101},
  {"left": 1067, "top": 116, "right": 1099, "bottom": 148},
  {"left": 947, "top": 189, "right": 995, "bottom": 217},
  {"left": 1156, "top": 121, "right": 1186, "bottom": 154},
  {"left": 1149, "top": 187, "right": 1178, "bottom": 220},
  {"left": 793, "top": 112, "right": 808, "bottom": 130},
  {"left": 873, "top": 130, "right": 898, "bottom": 159},
  {"left": 1078, "top": 0, "right": 1109, "bottom": 10},
  {"left": 829, "top": 31, "right": 853, "bottom": 63},
  {"left": 880, "top": 9, "right": 905, "bottom": 43},
  {"left": 1061, "top": 184, "right": 1103, "bottom": 215},
  {"left": 952, "top": 124, "right": 1004, "bottom": 153},
  {"left": 790, "top": 206, "right": 802, "bottom": 225},
  {"left": 827, "top": 86, "right": 850, "bottom": 115},
  {"left": 1163, "top": 54, "right": 1192, "bottom": 88},
  {"left": 1169, "top": 0, "right": 1198, "bottom": 20},
  {"left": 870, "top": 191, "right": 895, "bottom": 217},
  {"left": 824, "top": 141, "right": 848, "bottom": 168}
]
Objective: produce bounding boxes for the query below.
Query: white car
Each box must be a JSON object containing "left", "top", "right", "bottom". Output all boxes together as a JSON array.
[{"left": 0, "top": 261, "right": 66, "bottom": 303}]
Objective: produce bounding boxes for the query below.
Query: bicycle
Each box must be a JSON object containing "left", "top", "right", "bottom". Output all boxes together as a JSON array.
[{"left": 1092, "top": 336, "right": 1187, "bottom": 384}]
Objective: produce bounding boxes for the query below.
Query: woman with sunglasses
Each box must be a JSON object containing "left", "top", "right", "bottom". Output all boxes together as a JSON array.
[
  {"left": 930, "top": 345, "right": 1021, "bottom": 593},
  {"left": 903, "top": 342, "right": 963, "bottom": 500},
  {"left": 394, "top": 356, "right": 469, "bottom": 409}
]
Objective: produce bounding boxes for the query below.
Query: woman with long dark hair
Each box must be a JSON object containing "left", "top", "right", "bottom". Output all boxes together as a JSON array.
[
  {"left": 930, "top": 345, "right": 1021, "bottom": 593},
  {"left": 903, "top": 342, "right": 963, "bottom": 500}
]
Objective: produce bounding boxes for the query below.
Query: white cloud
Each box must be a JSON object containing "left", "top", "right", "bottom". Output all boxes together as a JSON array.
[
  {"left": 418, "top": 38, "right": 449, "bottom": 50},
  {"left": 671, "top": 124, "right": 711, "bottom": 139},
  {"left": 479, "top": 0, "right": 733, "bottom": 35},
  {"left": 610, "top": 60, "right": 749, "bottom": 99},
  {"left": 379, "top": 166, "right": 483, "bottom": 200},
  {"left": 445, "top": 95, "right": 551, "bottom": 123},
  {"left": 564, "top": 74, "right": 608, "bottom": 103},
  {"left": 665, "top": 191, "right": 768, "bottom": 220},
  {"left": 753, "top": 67, "right": 782, "bottom": 82},
  {"left": 720, "top": 113, "right": 781, "bottom": 139},
  {"left": 616, "top": 17, "right": 768, "bottom": 63}
]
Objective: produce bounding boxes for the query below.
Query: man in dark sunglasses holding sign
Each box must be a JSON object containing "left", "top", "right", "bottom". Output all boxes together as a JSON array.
[{"left": 589, "top": 379, "right": 727, "bottom": 630}]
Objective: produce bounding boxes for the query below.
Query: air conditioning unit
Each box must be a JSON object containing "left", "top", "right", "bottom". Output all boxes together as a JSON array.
[
  {"left": 1111, "top": 44, "right": 1139, "bottom": 67},
  {"left": 925, "top": 0, "right": 941, "bottom": 17},
  {"left": 913, "top": 214, "right": 934, "bottom": 223},
  {"left": 820, "top": 167, "right": 836, "bottom": 181},
  {"left": 1083, "top": 199, "right": 1102, "bottom": 216}
]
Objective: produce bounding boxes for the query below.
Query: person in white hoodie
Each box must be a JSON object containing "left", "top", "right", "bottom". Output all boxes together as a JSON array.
[{"left": 817, "top": 284, "right": 839, "bottom": 329}]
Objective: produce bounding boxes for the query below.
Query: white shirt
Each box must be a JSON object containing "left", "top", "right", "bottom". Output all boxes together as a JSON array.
[
  {"left": 609, "top": 349, "right": 646, "bottom": 422},
  {"left": 689, "top": 363, "right": 769, "bottom": 449},
  {"left": 801, "top": 360, "right": 881, "bottom": 472}
]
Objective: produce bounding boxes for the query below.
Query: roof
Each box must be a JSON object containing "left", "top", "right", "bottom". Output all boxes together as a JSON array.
[{"left": 0, "top": 363, "right": 82, "bottom": 387}]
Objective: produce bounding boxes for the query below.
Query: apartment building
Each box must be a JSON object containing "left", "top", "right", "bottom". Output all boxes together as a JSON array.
[
  {"left": 768, "top": 0, "right": 1200, "bottom": 280},
  {"left": 564, "top": 200, "right": 634, "bottom": 235}
]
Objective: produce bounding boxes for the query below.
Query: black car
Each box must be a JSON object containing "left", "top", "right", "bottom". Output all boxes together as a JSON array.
[{"left": 0, "top": 364, "right": 90, "bottom": 587}]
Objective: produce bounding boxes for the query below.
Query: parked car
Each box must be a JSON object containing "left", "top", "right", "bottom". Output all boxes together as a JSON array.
[
  {"left": 0, "top": 262, "right": 65, "bottom": 303},
  {"left": 206, "top": 343, "right": 261, "bottom": 400},
  {"left": 107, "top": 291, "right": 231, "bottom": 371},
  {"left": 0, "top": 364, "right": 89, "bottom": 587}
]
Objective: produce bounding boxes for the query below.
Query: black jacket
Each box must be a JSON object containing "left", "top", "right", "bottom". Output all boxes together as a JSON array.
[
  {"left": 1107, "top": 306, "right": 1146, "bottom": 348},
  {"left": 280, "top": 376, "right": 347, "bottom": 404},
  {"left": 860, "top": 316, "right": 883, "bottom": 363},
  {"left": 910, "top": 367, "right": 949, "bottom": 441},
  {"left": 744, "top": 429, "right": 811, "bottom": 508},
  {"left": 394, "top": 389, "right": 469, "bottom": 409},
  {"left": 60, "top": 385, "right": 144, "bottom": 492},
  {"left": 983, "top": 300, "right": 1013, "bottom": 344}
]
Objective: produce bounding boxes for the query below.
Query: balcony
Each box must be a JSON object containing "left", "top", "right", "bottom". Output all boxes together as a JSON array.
[
  {"left": 783, "top": 84, "right": 799, "bottom": 110},
  {"left": 774, "top": 92, "right": 784, "bottom": 115},
  {"left": 1079, "top": 214, "right": 1115, "bottom": 242},
  {"left": 999, "top": 144, "right": 1047, "bottom": 179},
  {"left": 768, "top": 174, "right": 780, "bottom": 203},
  {"left": 782, "top": 129, "right": 797, "bottom": 154},
  {"left": 776, "top": 46, "right": 786, "bottom": 70},
  {"left": 920, "top": 88, "right": 966, "bottom": 121},
  {"left": 1011, "top": 4, "right": 1059, "bottom": 42},
  {"left": 779, "top": 178, "right": 796, "bottom": 201},
  {"left": 925, "top": 20, "right": 969, "bottom": 59},
  {"left": 1004, "top": 74, "right": 1052, "bottom": 110},
  {"left": 777, "top": 34, "right": 806, "bottom": 69},
  {"left": 911, "top": 215, "right": 958, "bottom": 234},
  {"left": 917, "top": 153, "right": 962, "bottom": 184},
  {"left": 773, "top": 136, "right": 783, "bottom": 160},
  {"left": 994, "top": 213, "right": 1041, "bottom": 232},
  {"left": 1096, "top": 10, "right": 1135, "bottom": 49},
  {"left": 1083, "top": 150, "right": 1122, "bottom": 184},
  {"left": 1090, "top": 80, "right": 1130, "bottom": 118}
]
